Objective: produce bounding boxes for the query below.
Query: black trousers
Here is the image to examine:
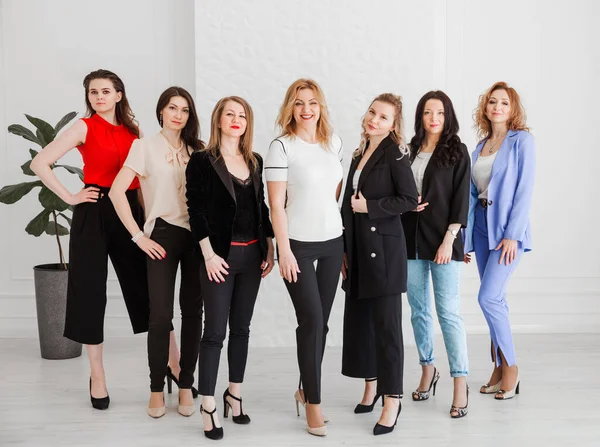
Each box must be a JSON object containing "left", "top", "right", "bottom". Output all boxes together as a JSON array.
[
  {"left": 197, "top": 243, "right": 263, "bottom": 396},
  {"left": 341, "top": 294, "right": 404, "bottom": 395},
  {"left": 284, "top": 236, "right": 343, "bottom": 405},
  {"left": 64, "top": 187, "right": 149, "bottom": 345},
  {"left": 147, "top": 218, "right": 203, "bottom": 392}
]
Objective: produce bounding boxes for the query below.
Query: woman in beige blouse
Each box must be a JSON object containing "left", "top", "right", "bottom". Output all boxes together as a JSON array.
[{"left": 109, "top": 86, "right": 203, "bottom": 418}]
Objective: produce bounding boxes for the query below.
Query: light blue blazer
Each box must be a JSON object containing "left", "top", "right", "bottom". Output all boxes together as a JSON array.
[{"left": 464, "top": 130, "right": 535, "bottom": 253}]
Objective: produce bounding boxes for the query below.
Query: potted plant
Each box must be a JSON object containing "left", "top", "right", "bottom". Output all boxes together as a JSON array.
[{"left": 0, "top": 112, "right": 83, "bottom": 359}]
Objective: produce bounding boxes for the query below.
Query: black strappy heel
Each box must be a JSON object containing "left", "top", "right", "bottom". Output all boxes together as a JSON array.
[
  {"left": 223, "top": 388, "right": 251, "bottom": 424},
  {"left": 201, "top": 405, "right": 224, "bottom": 440},
  {"left": 354, "top": 378, "right": 383, "bottom": 414},
  {"left": 166, "top": 366, "right": 199, "bottom": 398}
]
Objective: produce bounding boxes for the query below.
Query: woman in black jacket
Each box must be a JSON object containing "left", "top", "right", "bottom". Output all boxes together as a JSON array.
[
  {"left": 186, "top": 96, "right": 275, "bottom": 440},
  {"left": 402, "top": 90, "right": 470, "bottom": 418},
  {"left": 341, "top": 93, "right": 418, "bottom": 436}
]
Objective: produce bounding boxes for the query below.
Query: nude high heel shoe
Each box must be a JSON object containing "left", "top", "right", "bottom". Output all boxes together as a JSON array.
[{"left": 294, "top": 389, "right": 329, "bottom": 423}]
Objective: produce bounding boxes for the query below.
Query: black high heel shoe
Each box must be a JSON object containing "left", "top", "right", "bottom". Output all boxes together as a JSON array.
[
  {"left": 450, "top": 385, "right": 469, "bottom": 418},
  {"left": 412, "top": 367, "right": 440, "bottom": 401},
  {"left": 354, "top": 378, "right": 382, "bottom": 414},
  {"left": 201, "top": 405, "right": 224, "bottom": 440},
  {"left": 89, "top": 377, "right": 110, "bottom": 410},
  {"left": 223, "top": 388, "right": 251, "bottom": 424},
  {"left": 373, "top": 396, "right": 401, "bottom": 436},
  {"left": 166, "top": 366, "right": 199, "bottom": 398}
]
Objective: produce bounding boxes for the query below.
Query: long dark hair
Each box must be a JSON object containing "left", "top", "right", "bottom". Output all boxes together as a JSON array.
[
  {"left": 409, "top": 90, "right": 463, "bottom": 168},
  {"left": 156, "top": 86, "right": 203, "bottom": 154},
  {"left": 83, "top": 69, "right": 139, "bottom": 137}
]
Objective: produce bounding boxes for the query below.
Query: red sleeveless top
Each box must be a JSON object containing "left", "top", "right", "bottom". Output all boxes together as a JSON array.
[{"left": 77, "top": 113, "right": 140, "bottom": 190}]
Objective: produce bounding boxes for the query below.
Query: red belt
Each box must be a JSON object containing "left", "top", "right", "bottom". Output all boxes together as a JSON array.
[{"left": 230, "top": 239, "right": 258, "bottom": 246}]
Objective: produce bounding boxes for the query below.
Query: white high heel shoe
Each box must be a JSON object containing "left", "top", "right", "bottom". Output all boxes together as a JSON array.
[
  {"left": 480, "top": 381, "right": 501, "bottom": 394},
  {"left": 494, "top": 374, "right": 520, "bottom": 400}
]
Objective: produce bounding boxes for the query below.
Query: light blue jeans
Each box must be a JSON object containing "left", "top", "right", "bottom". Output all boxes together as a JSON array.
[{"left": 407, "top": 259, "right": 469, "bottom": 377}]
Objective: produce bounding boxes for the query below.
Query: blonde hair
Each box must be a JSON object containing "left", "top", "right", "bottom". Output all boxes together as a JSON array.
[
  {"left": 473, "top": 81, "right": 530, "bottom": 141},
  {"left": 276, "top": 78, "right": 333, "bottom": 149},
  {"left": 205, "top": 96, "right": 258, "bottom": 172},
  {"left": 353, "top": 93, "right": 407, "bottom": 158}
]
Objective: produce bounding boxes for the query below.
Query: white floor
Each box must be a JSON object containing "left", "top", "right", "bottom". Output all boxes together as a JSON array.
[{"left": 1, "top": 334, "right": 599, "bottom": 446}]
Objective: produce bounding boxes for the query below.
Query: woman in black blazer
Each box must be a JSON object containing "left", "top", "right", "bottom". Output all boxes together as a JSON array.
[
  {"left": 341, "top": 93, "right": 418, "bottom": 436},
  {"left": 186, "top": 96, "right": 275, "bottom": 440},
  {"left": 402, "top": 91, "right": 470, "bottom": 418}
]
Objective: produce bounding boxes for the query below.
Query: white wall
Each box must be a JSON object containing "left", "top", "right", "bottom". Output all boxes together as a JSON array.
[
  {"left": 0, "top": 0, "right": 196, "bottom": 336},
  {"left": 1, "top": 0, "right": 598, "bottom": 344},
  {"left": 194, "top": 0, "right": 600, "bottom": 343}
]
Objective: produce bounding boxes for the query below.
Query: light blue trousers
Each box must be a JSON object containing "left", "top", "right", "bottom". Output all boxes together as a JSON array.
[
  {"left": 407, "top": 258, "right": 469, "bottom": 377},
  {"left": 473, "top": 204, "right": 523, "bottom": 367}
]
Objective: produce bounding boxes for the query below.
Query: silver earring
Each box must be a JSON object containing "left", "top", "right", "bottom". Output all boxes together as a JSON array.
[{"left": 159, "top": 115, "right": 163, "bottom": 127}]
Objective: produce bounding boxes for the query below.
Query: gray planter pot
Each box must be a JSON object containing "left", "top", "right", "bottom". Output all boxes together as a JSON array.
[{"left": 33, "top": 263, "right": 82, "bottom": 360}]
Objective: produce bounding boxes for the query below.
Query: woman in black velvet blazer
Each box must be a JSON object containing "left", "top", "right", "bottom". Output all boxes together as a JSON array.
[
  {"left": 185, "top": 96, "right": 274, "bottom": 440},
  {"left": 340, "top": 94, "right": 418, "bottom": 436}
]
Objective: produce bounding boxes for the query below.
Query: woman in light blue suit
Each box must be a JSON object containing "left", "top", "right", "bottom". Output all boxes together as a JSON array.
[{"left": 464, "top": 81, "right": 535, "bottom": 400}]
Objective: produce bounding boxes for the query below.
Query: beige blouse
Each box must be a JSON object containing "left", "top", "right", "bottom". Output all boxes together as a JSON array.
[{"left": 124, "top": 132, "right": 191, "bottom": 235}]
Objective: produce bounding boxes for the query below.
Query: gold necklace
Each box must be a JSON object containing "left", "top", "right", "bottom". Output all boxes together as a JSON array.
[{"left": 160, "top": 131, "right": 183, "bottom": 151}]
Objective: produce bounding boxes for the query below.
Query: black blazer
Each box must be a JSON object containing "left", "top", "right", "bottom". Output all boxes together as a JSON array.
[
  {"left": 341, "top": 135, "right": 419, "bottom": 299},
  {"left": 401, "top": 143, "right": 470, "bottom": 261},
  {"left": 185, "top": 150, "right": 274, "bottom": 261}
]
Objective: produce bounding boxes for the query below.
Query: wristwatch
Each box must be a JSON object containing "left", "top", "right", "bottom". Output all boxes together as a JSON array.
[{"left": 447, "top": 228, "right": 459, "bottom": 239}]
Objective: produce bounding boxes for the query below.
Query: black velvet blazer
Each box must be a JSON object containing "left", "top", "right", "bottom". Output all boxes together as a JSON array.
[
  {"left": 185, "top": 150, "right": 274, "bottom": 261},
  {"left": 341, "top": 135, "right": 419, "bottom": 299},
  {"left": 401, "top": 143, "right": 470, "bottom": 261}
]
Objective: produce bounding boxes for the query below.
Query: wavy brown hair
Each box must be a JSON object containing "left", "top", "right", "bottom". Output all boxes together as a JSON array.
[
  {"left": 155, "top": 86, "right": 203, "bottom": 155},
  {"left": 474, "top": 81, "right": 530, "bottom": 140},
  {"left": 353, "top": 93, "right": 407, "bottom": 159},
  {"left": 205, "top": 96, "right": 258, "bottom": 173},
  {"left": 276, "top": 78, "right": 333, "bottom": 149},
  {"left": 83, "top": 69, "right": 139, "bottom": 137}
]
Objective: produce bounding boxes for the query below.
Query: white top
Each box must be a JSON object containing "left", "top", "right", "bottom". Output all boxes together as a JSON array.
[
  {"left": 473, "top": 151, "right": 498, "bottom": 199},
  {"left": 124, "top": 132, "right": 191, "bottom": 235},
  {"left": 410, "top": 151, "right": 433, "bottom": 195},
  {"left": 265, "top": 134, "right": 344, "bottom": 242},
  {"left": 352, "top": 169, "right": 362, "bottom": 192}
]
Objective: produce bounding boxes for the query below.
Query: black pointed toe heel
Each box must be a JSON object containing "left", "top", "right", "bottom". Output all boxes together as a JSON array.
[
  {"left": 373, "top": 396, "right": 401, "bottom": 436},
  {"left": 89, "top": 377, "right": 110, "bottom": 410}
]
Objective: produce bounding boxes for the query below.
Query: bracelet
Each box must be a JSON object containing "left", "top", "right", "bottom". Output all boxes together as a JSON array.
[
  {"left": 204, "top": 253, "right": 216, "bottom": 262},
  {"left": 131, "top": 231, "right": 144, "bottom": 244}
]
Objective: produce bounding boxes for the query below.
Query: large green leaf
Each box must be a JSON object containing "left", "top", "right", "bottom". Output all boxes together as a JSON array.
[
  {"left": 58, "top": 212, "right": 73, "bottom": 227},
  {"left": 29, "top": 148, "right": 39, "bottom": 159},
  {"left": 25, "top": 114, "right": 56, "bottom": 147},
  {"left": 7, "top": 124, "right": 41, "bottom": 146},
  {"left": 25, "top": 209, "right": 51, "bottom": 237},
  {"left": 21, "top": 160, "right": 35, "bottom": 176},
  {"left": 36, "top": 129, "right": 48, "bottom": 148},
  {"left": 54, "top": 112, "right": 77, "bottom": 134},
  {"left": 0, "top": 180, "right": 42, "bottom": 204},
  {"left": 45, "top": 219, "right": 69, "bottom": 236},
  {"left": 39, "top": 186, "right": 69, "bottom": 212},
  {"left": 56, "top": 164, "right": 84, "bottom": 181}
]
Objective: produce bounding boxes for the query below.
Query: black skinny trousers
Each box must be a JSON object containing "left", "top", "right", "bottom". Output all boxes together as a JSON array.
[
  {"left": 197, "top": 243, "right": 263, "bottom": 396},
  {"left": 147, "top": 218, "right": 202, "bottom": 392},
  {"left": 284, "top": 236, "right": 344, "bottom": 405}
]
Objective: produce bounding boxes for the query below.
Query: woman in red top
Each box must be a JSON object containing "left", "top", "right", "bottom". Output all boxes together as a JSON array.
[{"left": 32, "top": 69, "right": 154, "bottom": 410}]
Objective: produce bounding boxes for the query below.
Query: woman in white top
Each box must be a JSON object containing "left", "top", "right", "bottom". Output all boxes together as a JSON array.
[
  {"left": 266, "top": 78, "right": 343, "bottom": 437},
  {"left": 109, "top": 87, "right": 203, "bottom": 418}
]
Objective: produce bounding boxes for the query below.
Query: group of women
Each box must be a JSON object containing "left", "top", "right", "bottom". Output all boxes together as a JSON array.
[{"left": 30, "top": 69, "right": 536, "bottom": 439}]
